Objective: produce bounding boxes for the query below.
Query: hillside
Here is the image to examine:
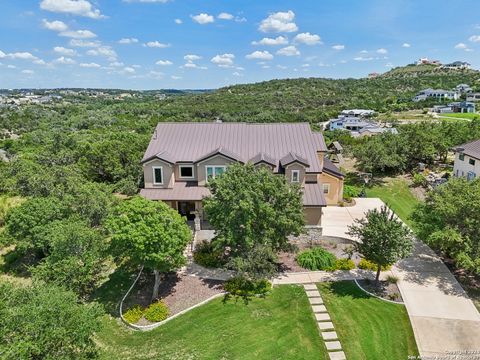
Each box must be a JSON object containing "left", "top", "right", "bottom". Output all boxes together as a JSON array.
[{"left": 160, "top": 65, "right": 480, "bottom": 123}]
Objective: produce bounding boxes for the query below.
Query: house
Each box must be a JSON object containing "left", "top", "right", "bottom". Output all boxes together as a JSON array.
[
  {"left": 416, "top": 57, "right": 441, "bottom": 66},
  {"left": 442, "top": 61, "right": 471, "bottom": 70},
  {"left": 413, "top": 88, "right": 459, "bottom": 102},
  {"left": 455, "top": 84, "right": 472, "bottom": 93},
  {"left": 140, "top": 122, "right": 344, "bottom": 227},
  {"left": 340, "top": 109, "right": 375, "bottom": 117},
  {"left": 467, "top": 93, "right": 480, "bottom": 102},
  {"left": 449, "top": 101, "right": 476, "bottom": 113},
  {"left": 354, "top": 125, "right": 398, "bottom": 137},
  {"left": 328, "top": 115, "right": 397, "bottom": 137},
  {"left": 453, "top": 139, "right": 480, "bottom": 181}
]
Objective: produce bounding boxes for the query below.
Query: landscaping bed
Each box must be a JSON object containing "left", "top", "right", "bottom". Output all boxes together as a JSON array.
[{"left": 356, "top": 278, "right": 403, "bottom": 302}]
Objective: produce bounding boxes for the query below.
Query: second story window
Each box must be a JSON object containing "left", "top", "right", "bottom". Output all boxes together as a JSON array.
[
  {"left": 459, "top": 153, "right": 465, "bottom": 161},
  {"left": 179, "top": 165, "right": 194, "bottom": 179},
  {"left": 469, "top": 158, "right": 476, "bottom": 166},
  {"left": 322, "top": 184, "right": 330, "bottom": 194},
  {"left": 291, "top": 170, "right": 300, "bottom": 183},
  {"left": 152, "top": 166, "right": 163, "bottom": 185},
  {"left": 206, "top": 166, "right": 226, "bottom": 181}
]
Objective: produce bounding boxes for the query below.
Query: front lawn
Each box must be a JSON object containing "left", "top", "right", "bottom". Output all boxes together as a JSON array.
[
  {"left": 96, "top": 285, "right": 328, "bottom": 360},
  {"left": 365, "top": 178, "right": 418, "bottom": 226},
  {"left": 319, "top": 281, "right": 418, "bottom": 360},
  {"left": 440, "top": 113, "right": 480, "bottom": 120}
]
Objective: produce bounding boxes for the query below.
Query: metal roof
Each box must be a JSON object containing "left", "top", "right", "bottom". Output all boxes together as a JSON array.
[
  {"left": 140, "top": 182, "right": 210, "bottom": 201},
  {"left": 454, "top": 139, "right": 480, "bottom": 160},
  {"left": 303, "top": 183, "right": 327, "bottom": 206}
]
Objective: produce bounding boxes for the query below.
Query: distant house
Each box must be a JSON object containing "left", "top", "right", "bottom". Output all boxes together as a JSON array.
[
  {"left": 327, "top": 141, "right": 344, "bottom": 164},
  {"left": 368, "top": 72, "right": 380, "bottom": 79},
  {"left": 455, "top": 84, "right": 472, "bottom": 93},
  {"left": 467, "top": 93, "right": 480, "bottom": 102},
  {"left": 416, "top": 57, "right": 441, "bottom": 66},
  {"left": 442, "top": 61, "right": 471, "bottom": 70},
  {"left": 413, "top": 88, "right": 459, "bottom": 102},
  {"left": 449, "top": 101, "right": 476, "bottom": 113},
  {"left": 340, "top": 109, "right": 375, "bottom": 117},
  {"left": 328, "top": 115, "right": 397, "bottom": 137},
  {"left": 453, "top": 139, "right": 480, "bottom": 180},
  {"left": 355, "top": 125, "right": 398, "bottom": 137}
]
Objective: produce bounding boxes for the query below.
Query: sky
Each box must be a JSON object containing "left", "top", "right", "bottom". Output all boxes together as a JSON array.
[{"left": 1, "top": 0, "right": 480, "bottom": 90}]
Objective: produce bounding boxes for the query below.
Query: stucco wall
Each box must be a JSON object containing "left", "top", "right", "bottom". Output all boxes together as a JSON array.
[
  {"left": 318, "top": 172, "right": 343, "bottom": 205},
  {"left": 453, "top": 152, "right": 479, "bottom": 178},
  {"left": 304, "top": 207, "right": 322, "bottom": 226},
  {"left": 173, "top": 164, "right": 197, "bottom": 181},
  {"left": 197, "top": 155, "right": 236, "bottom": 186},
  {"left": 285, "top": 163, "right": 306, "bottom": 184},
  {"left": 143, "top": 159, "right": 175, "bottom": 189}
]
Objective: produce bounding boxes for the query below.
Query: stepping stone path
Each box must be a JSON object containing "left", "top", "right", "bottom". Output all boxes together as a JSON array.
[{"left": 303, "top": 283, "right": 347, "bottom": 360}]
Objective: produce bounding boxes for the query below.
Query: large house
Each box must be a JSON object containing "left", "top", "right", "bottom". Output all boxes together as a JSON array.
[
  {"left": 413, "top": 88, "right": 459, "bottom": 102},
  {"left": 328, "top": 115, "right": 397, "bottom": 137},
  {"left": 442, "top": 61, "right": 471, "bottom": 70},
  {"left": 431, "top": 101, "right": 476, "bottom": 114},
  {"left": 467, "top": 93, "right": 480, "bottom": 102},
  {"left": 453, "top": 139, "right": 480, "bottom": 181},
  {"left": 140, "top": 122, "right": 344, "bottom": 227}
]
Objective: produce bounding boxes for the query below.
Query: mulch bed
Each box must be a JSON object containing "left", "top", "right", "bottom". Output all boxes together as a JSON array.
[
  {"left": 123, "top": 271, "right": 224, "bottom": 325},
  {"left": 357, "top": 279, "right": 403, "bottom": 302}
]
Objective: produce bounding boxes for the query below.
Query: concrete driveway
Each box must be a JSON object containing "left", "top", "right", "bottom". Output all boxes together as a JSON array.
[{"left": 322, "top": 198, "right": 480, "bottom": 357}]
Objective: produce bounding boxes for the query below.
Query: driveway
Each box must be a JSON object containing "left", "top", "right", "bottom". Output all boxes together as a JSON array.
[{"left": 322, "top": 198, "right": 480, "bottom": 357}]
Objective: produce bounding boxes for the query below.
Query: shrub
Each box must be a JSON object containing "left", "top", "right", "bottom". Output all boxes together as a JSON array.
[
  {"left": 335, "top": 258, "right": 355, "bottom": 270},
  {"left": 123, "top": 305, "right": 144, "bottom": 324},
  {"left": 358, "top": 258, "right": 392, "bottom": 271},
  {"left": 296, "top": 247, "right": 337, "bottom": 271},
  {"left": 386, "top": 275, "right": 399, "bottom": 284},
  {"left": 224, "top": 277, "right": 272, "bottom": 297},
  {"left": 343, "top": 184, "right": 360, "bottom": 201},
  {"left": 193, "top": 240, "right": 225, "bottom": 268},
  {"left": 144, "top": 300, "right": 169, "bottom": 322},
  {"left": 412, "top": 173, "right": 428, "bottom": 187}
]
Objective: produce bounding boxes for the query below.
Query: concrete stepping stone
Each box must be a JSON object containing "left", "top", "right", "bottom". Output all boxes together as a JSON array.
[
  {"left": 328, "top": 350, "right": 346, "bottom": 360},
  {"left": 315, "top": 313, "right": 331, "bottom": 321},
  {"left": 317, "top": 321, "right": 334, "bottom": 330},
  {"left": 325, "top": 341, "right": 342, "bottom": 351},
  {"left": 308, "top": 297, "right": 323, "bottom": 305},
  {"left": 305, "top": 290, "right": 321, "bottom": 298},
  {"left": 303, "top": 284, "right": 317, "bottom": 290},
  {"left": 321, "top": 331, "right": 338, "bottom": 341},
  {"left": 312, "top": 305, "right": 327, "bottom": 313}
]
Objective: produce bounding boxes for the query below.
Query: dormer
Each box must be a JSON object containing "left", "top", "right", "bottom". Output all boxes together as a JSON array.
[
  {"left": 280, "top": 152, "right": 309, "bottom": 185},
  {"left": 141, "top": 150, "right": 176, "bottom": 189},
  {"left": 249, "top": 152, "right": 276, "bottom": 171}
]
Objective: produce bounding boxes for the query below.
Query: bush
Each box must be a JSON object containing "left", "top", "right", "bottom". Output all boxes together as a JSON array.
[
  {"left": 144, "top": 300, "right": 169, "bottom": 322},
  {"left": 412, "top": 173, "right": 428, "bottom": 187},
  {"left": 296, "top": 247, "right": 337, "bottom": 271},
  {"left": 386, "top": 275, "right": 399, "bottom": 284},
  {"left": 335, "top": 258, "right": 355, "bottom": 270},
  {"left": 123, "top": 305, "right": 144, "bottom": 324},
  {"left": 224, "top": 277, "right": 272, "bottom": 297},
  {"left": 193, "top": 240, "right": 225, "bottom": 268},
  {"left": 343, "top": 184, "right": 360, "bottom": 201},
  {"left": 358, "top": 258, "right": 392, "bottom": 271}
]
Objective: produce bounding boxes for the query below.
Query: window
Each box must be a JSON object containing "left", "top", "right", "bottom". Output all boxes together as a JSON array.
[
  {"left": 459, "top": 153, "right": 465, "bottom": 161},
  {"left": 291, "top": 170, "right": 300, "bottom": 183},
  {"left": 179, "top": 165, "right": 194, "bottom": 179},
  {"left": 322, "top": 184, "right": 330, "bottom": 194},
  {"left": 206, "top": 166, "right": 226, "bottom": 181},
  {"left": 469, "top": 158, "right": 476, "bottom": 166},
  {"left": 152, "top": 166, "right": 163, "bottom": 185}
]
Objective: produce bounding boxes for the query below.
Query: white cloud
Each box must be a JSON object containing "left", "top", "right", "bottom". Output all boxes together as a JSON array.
[
  {"left": 86, "top": 46, "right": 117, "bottom": 59},
  {"left": 7, "top": 52, "right": 38, "bottom": 60},
  {"left": 191, "top": 13, "right": 214, "bottom": 24},
  {"left": 276, "top": 64, "right": 287, "bottom": 70},
  {"left": 294, "top": 32, "right": 322, "bottom": 45},
  {"left": 143, "top": 41, "right": 170, "bottom": 48},
  {"left": 276, "top": 45, "right": 300, "bottom": 56},
  {"left": 360, "top": 49, "right": 368, "bottom": 54},
  {"left": 354, "top": 56, "right": 374, "bottom": 61},
  {"left": 33, "top": 59, "right": 46, "bottom": 65},
  {"left": 183, "top": 63, "right": 207, "bottom": 70},
  {"left": 22, "top": 69, "right": 34, "bottom": 74},
  {"left": 259, "top": 10, "right": 297, "bottom": 33},
  {"left": 211, "top": 53, "right": 235, "bottom": 67},
  {"left": 171, "top": 75, "right": 182, "bottom": 80},
  {"left": 232, "top": 71, "right": 243, "bottom": 77},
  {"left": 218, "top": 12, "right": 234, "bottom": 20},
  {"left": 110, "top": 61, "right": 124, "bottom": 67},
  {"left": 469, "top": 35, "right": 480, "bottom": 42},
  {"left": 59, "top": 29, "right": 96, "bottom": 39},
  {"left": 54, "top": 46, "right": 77, "bottom": 56},
  {"left": 40, "top": 0, "right": 106, "bottom": 19},
  {"left": 118, "top": 38, "right": 138, "bottom": 44},
  {"left": 332, "top": 44, "right": 345, "bottom": 50},
  {"left": 53, "top": 56, "right": 76, "bottom": 64},
  {"left": 174, "top": 18, "right": 182, "bottom": 24},
  {"left": 149, "top": 70, "right": 164, "bottom": 79},
  {"left": 156, "top": 60, "right": 173, "bottom": 66},
  {"left": 0, "top": 50, "right": 5, "bottom": 58},
  {"left": 455, "top": 43, "right": 468, "bottom": 49},
  {"left": 7, "top": 65, "right": 16, "bottom": 69},
  {"left": 79, "top": 62, "right": 101, "bottom": 68},
  {"left": 245, "top": 50, "right": 273, "bottom": 60},
  {"left": 184, "top": 54, "right": 202, "bottom": 62},
  {"left": 69, "top": 39, "right": 101, "bottom": 47},
  {"left": 252, "top": 36, "right": 288, "bottom": 46},
  {"left": 123, "top": 0, "right": 169, "bottom": 2},
  {"left": 123, "top": 66, "right": 136, "bottom": 74},
  {"left": 376, "top": 48, "right": 388, "bottom": 54},
  {"left": 42, "top": 19, "right": 68, "bottom": 32},
  {"left": 235, "top": 16, "right": 247, "bottom": 23},
  {"left": 402, "top": 43, "right": 411, "bottom": 48}
]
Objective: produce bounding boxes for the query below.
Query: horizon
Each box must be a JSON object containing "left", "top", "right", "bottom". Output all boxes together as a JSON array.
[{"left": 1, "top": 0, "right": 480, "bottom": 89}]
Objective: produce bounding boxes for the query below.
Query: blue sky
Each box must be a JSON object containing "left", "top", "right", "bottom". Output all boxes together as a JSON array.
[{"left": 1, "top": 0, "right": 480, "bottom": 89}]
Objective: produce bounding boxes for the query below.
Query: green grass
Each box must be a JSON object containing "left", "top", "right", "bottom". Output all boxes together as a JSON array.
[
  {"left": 440, "top": 113, "right": 480, "bottom": 120},
  {"left": 365, "top": 178, "right": 419, "bottom": 226},
  {"left": 95, "top": 285, "right": 328, "bottom": 360},
  {"left": 319, "top": 281, "right": 418, "bottom": 360}
]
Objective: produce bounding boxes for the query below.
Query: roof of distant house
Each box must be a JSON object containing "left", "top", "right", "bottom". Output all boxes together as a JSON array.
[
  {"left": 142, "top": 122, "right": 328, "bottom": 173},
  {"left": 453, "top": 139, "right": 480, "bottom": 160}
]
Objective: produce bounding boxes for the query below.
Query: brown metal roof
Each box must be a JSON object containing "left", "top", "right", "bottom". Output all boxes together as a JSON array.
[
  {"left": 142, "top": 122, "right": 327, "bottom": 173},
  {"left": 249, "top": 152, "right": 277, "bottom": 166},
  {"left": 303, "top": 183, "right": 327, "bottom": 206},
  {"left": 279, "top": 152, "right": 310, "bottom": 167},
  {"left": 140, "top": 182, "right": 211, "bottom": 201},
  {"left": 454, "top": 139, "right": 480, "bottom": 160},
  {"left": 323, "top": 158, "right": 344, "bottom": 178}
]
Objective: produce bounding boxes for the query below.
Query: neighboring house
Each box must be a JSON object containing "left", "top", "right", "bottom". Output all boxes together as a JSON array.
[
  {"left": 467, "top": 93, "right": 480, "bottom": 102},
  {"left": 354, "top": 125, "right": 398, "bottom": 137},
  {"left": 328, "top": 115, "right": 397, "bottom": 137},
  {"left": 455, "top": 84, "right": 472, "bottom": 93},
  {"left": 453, "top": 139, "right": 480, "bottom": 181},
  {"left": 340, "top": 109, "right": 375, "bottom": 117},
  {"left": 431, "top": 101, "right": 476, "bottom": 114},
  {"left": 442, "top": 61, "right": 471, "bottom": 70},
  {"left": 140, "top": 122, "right": 344, "bottom": 227},
  {"left": 413, "top": 88, "right": 459, "bottom": 102},
  {"left": 416, "top": 57, "right": 441, "bottom": 65}
]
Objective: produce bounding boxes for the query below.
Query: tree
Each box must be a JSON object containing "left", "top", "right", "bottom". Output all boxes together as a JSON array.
[
  {"left": 0, "top": 281, "right": 102, "bottom": 359},
  {"left": 203, "top": 163, "right": 305, "bottom": 278},
  {"left": 347, "top": 206, "right": 414, "bottom": 282},
  {"left": 412, "top": 178, "right": 480, "bottom": 274},
  {"left": 106, "top": 196, "right": 191, "bottom": 301}
]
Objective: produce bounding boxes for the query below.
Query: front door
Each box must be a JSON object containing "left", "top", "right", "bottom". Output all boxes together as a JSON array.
[{"left": 178, "top": 201, "right": 196, "bottom": 220}]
